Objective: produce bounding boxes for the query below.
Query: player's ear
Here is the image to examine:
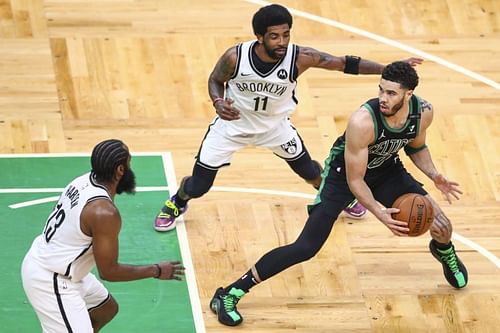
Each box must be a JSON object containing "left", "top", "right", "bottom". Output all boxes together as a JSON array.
[
  {"left": 116, "top": 164, "right": 125, "bottom": 179},
  {"left": 256, "top": 34, "right": 264, "bottom": 44},
  {"left": 406, "top": 89, "right": 414, "bottom": 99}
]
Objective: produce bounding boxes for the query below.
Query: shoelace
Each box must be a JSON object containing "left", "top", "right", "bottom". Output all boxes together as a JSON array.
[
  {"left": 345, "top": 200, "right": 357, "bottom": 209},
  {"left": 222, "top": 294, "right": 240, "bottom": 312},
  {"left": 165, "top": 200, "right": 180, "bottom": 217},
  {"left": 439, "top": 249, "right": 459, "bottom": 273}
]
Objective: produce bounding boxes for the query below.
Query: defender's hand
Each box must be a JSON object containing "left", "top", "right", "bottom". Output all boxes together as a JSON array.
[
  {"left": 215, "top": 98, "right": 240, "bottom": 121},
  {"left": 401, "top": 57, "right": 424, "bottom": 67},
  {"left": 157, "top": 261, "right": 185, "bottom": 281}
]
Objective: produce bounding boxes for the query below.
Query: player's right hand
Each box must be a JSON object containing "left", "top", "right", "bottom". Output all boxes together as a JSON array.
[
  {"left": 378, "top": 208, "right": 409, "bottom": 237},
  {"left": 215, "top": 98, "right": 240, "bottom": 121},
  {"left": 157, "top": 261, "right": 185, "bottom": 281}
]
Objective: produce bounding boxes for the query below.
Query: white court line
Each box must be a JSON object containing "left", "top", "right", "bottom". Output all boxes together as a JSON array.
[
  {"left": 453, "top": 233, "right": 500, "bottom": 270},
  {"left": 4, "top": 186, "right": 169, "bottom": 208},
  {"left": 244, "top": 0, "right": 500, "bottom": 90},
  {"left": 5, "top": 184, "right": 499, "bottom": 270},
  {"left": 10, "top": 196, "right": 60, "bottom": 209},
  {"left": 160, "top": 153, "right": 206, "bottom": 333},
  {"left": 0, "top": 152, "right": 174, "bottom": 158}
]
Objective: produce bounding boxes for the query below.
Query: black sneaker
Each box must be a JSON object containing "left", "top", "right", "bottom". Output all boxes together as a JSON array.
[
  {"left": 429, "top": 240, "right": 468, "bottom": 289},
  {"left": 210, "top": 287, "right": 245, "bottom": 326}
]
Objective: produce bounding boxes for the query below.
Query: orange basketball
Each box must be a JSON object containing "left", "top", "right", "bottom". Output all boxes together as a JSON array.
[{"left": 391, "top": 193, "right": 434, "bottom": 236}]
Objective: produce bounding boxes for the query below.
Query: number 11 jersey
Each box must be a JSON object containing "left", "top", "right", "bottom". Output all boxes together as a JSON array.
[{"left": 224, "top": 41, "right": 299, "bottom": 136}]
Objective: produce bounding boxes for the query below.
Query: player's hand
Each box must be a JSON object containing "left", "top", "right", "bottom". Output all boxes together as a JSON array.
[
  {"left": 215, "top": 98, "right": 240, "bottom": 121},
  {"left": 378, "top": 208, "right": 409, "bottom": 237},
  {"left": 401, "top": 57, "right": 424, "bottom": 67},
  {"left": 157, "top": 261, "right": 185, "bottom": 281},
  {"left": 432, "top": 173, "right": 462, "bottom": 204}
]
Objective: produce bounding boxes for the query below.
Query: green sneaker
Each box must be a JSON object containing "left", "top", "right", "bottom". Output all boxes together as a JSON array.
[
  {"left": 210, "top": 287, "right": 245, "bottom": 326},
  {"left": 429, "top": 240, "right": 468, "bottom": 289}
]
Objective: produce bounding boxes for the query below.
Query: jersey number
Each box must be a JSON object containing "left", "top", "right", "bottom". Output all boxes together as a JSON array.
[
  {"left": 43, "top": 202, "right": 66, "bottom": 243},
  {"left": 253, "top": 96, "right": 268, "bottom": 111}
]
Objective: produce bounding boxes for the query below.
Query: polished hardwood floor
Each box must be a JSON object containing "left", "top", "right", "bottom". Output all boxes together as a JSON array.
[{"left": 1, "top": 0, "right": 499, "bottom": 332}]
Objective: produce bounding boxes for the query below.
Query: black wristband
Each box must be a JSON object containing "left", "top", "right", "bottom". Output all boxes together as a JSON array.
[
  {"left": 344, "top": 55, "right": 361, "bottom": 74},
  {"left": 154, "top": 264, "right": 161, "bottom": 278}
]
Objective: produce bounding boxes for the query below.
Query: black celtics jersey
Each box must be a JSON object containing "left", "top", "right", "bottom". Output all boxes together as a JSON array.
[{"left": 328, "top": 94, "right": 422, "bottom": 177}]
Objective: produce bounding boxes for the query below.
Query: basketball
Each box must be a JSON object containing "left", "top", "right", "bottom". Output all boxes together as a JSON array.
[{"left": 391, "top": 193, "right": 434, "bottom": 236}]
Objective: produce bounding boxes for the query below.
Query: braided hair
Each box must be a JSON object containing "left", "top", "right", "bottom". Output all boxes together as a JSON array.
[{"left": 91, "top": 139, "right": 129, "bottom": 182}]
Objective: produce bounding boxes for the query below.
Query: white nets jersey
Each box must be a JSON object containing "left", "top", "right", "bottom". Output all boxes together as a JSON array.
[
  {"left": 26, "top": 172, "right": 111, "bottom": 282},
  {"left": 224, "top": 40, "right": 298, "bottom": 135}
]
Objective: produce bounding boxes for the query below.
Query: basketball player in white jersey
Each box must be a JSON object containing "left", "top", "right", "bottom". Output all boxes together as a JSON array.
[
  {"left": 22, "top": 139, "right": 185, "bottom": 333},
  {"left": 153, "top": 4, "right": 423, "bottom": 231}
]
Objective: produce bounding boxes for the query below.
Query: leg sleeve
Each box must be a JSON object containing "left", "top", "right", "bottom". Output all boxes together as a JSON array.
[{"left": 254, "top": 203, "right": 338, "bottom": 281}]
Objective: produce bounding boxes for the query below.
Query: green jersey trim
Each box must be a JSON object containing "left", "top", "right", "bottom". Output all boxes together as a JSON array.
[
  {"left": 363, "top": 103, "right": 378, "bottom": 145},
  {"left": 380, "top": 98, "right": 413, "bottom": 133}
]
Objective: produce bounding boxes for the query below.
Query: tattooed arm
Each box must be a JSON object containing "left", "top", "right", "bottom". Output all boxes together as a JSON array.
[
  {"left": 208, "top": 47, "right": 240, "bottom": 120},
  {"left": 408, "top": 101, "right": 462, "bottom": 204},
  {"left": 295, "top": 46, "right": 384, "bottom": 75},
  {"left": 295, "top": 46, "right": 423, "bottom": 76}
]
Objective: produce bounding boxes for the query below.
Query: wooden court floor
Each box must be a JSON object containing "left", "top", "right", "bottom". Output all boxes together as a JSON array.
[{"left": 1, "top": 0, "right": 499, "bottom": 332}]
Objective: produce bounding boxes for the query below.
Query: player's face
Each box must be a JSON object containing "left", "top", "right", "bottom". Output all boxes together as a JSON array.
[
  {"left": 378, "top": 78, "right": 411, "bottom": 117},
  {"left": 260, "top": 24, "right": 290, "bottom": 60},
  {"left": 116, "top": 156, "right": 136, "bottom": 195}
]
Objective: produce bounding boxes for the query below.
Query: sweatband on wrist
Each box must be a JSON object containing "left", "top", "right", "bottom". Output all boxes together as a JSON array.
[
  {"left": 344, "top": 55, "right": 361, "bottom": 74},
  {"left": 404, "top": 144, "right": 427, "bottom": 155}
]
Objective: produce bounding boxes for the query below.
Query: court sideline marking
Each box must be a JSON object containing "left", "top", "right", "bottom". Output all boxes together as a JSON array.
[
  {"left": 161, "top": 153, "right": 206, "bottom": 333},
  {"left": 244, "top": 0, "right": 500, "bottom": 90}
]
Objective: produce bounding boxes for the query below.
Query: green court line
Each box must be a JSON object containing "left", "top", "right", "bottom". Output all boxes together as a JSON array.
[{"left": 0, "top": 154, "right": 199, "bottom": 332}]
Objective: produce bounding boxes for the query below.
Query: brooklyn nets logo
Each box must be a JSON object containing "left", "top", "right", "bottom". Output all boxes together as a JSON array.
[
  {"left": 281, "top": 138, "right": 297, "bottom": 154},
  {"left": 277, "top": 69, "right": 288, "bottom": 80}
]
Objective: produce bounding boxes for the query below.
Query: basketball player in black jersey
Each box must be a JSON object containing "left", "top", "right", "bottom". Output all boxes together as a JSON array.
[
  {"left": 209, "top": 62, "right": 468, "bottom": 326},
  {"left": 153, "top": 3, "right": 423, "bottom": 231}
]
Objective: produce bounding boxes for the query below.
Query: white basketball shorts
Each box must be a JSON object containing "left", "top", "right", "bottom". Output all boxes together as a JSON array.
[
  {"left": 21, "top": 254, "right": 109, "bottom": 333},
  {"left": 197, "top": 117, "right": 305, "bottom": 169}
]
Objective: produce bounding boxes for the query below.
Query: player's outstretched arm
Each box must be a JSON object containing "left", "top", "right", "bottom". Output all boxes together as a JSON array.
[
  {"left": 296, "top": 46, "right": 424, "bottom": 76},
  {"left": 83, "top": 200, "right": 185, "bottom": 282}
]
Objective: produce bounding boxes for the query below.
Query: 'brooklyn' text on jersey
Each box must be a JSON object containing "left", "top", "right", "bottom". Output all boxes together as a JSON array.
[{"left": 235, "top": 82, "right": 288, "bottom": 96}]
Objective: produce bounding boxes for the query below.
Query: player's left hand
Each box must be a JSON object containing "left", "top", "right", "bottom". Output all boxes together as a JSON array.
[
  {"left": 401, "top": 57, "right": 424, "bottom": 67},
  {"left": 433, "top": 173, "right": 462, "bottom": 204}
]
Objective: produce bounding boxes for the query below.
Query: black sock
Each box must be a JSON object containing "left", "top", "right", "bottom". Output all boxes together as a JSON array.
[
  {"left": 174, "top": 194, "right": 188, "bottom": 208},
  {"left": 225, "top": 269, "right": 258, "bottom": 293},
  {"left": 434, "top": 240, "right": 452, "bottom": 250}
]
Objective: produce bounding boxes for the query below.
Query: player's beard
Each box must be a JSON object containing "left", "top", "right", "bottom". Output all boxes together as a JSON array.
[
  {"left": 263, "top": 41, "right": 286, "bottom": 60},
  {"left": 382, "top": 96, "right": 405, "bottom": 117},
  {"left": 116, "top": 167, "right": 136, "bottom": 194}
]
